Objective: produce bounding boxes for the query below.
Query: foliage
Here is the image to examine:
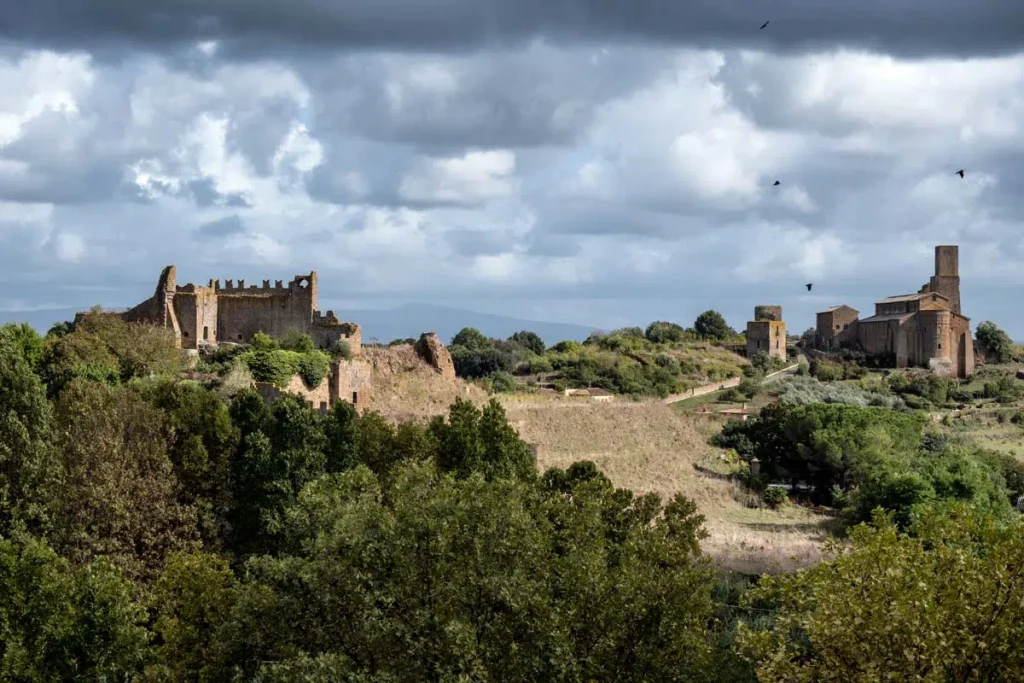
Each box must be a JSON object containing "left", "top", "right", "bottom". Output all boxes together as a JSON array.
[
  {"left": 296, "top": 351, "right": 331, "bottom": 387},
  {"left": 251, "top": 331, "right": 280, "bottom": 352},
  {"left": 198, "top": 461, "right": 719, "bottom": 681},
  {"left": 737, "top": 505, "right": 1024, "bottom": 681},
  {"left": 694, "top": 309, "right": 734, "bottom": 341},
  {"left": 241, "top": 348, "right": 332, "bottom": 388},
  {"left": 0, "top": 322, "right": 44, "bottom": 370},
  {"left": 713, "top": 402, "right": 926, "bottom": 499},
  {"left": 645, "top": 320, "right": 689, "bottom": 343},
  {"left": 278, "top": 330, "right": 315, "bottom": 353},
  {"left": 737, "top": 370, "right": 763, "bottom": 399},
  {"left": 975, "top": 320, "right": 1014, "bottom": 363},
  {"left": 139, "top": 381, "right": 239, "bottom": 549},
  {"left": 0, "top": 533, "right": 150, "bottom": 681},
  {"left": 489, "top": 370, "right": 517, "bottom": 393},
  {"left": 331, "top": 338, "right": 352, "bottom": 359},
  {"left": 52, "top": 381, "right": 200, "bottom": 584},
  {"left": 450, "top": 326, "right": 490, "bottom": 350},
  {"left": 776, "top": 376, "right": 906, "bottom": 409},
  {"left": 430, "top": 398, "right": 535, "bottom": 482},
  {"left": 0, "top": 333, "right": 60, "bottom": 538},
  {"left": 762, "top": 486, "right": 787, "bottom": 509},
  {"left": 508, "top": 329, "right": 545, "bottom": 355},
  {"left": 38, "top": 311, "right": 183, "bottom": 397}
]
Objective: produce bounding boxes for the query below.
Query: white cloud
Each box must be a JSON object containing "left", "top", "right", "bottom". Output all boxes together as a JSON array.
[
  {"left": 399, "top": 149, "right": 518, "bottom": 205},
  {"left": 2, "top": 38, "right": 1024, "bottom": 337},
  {"left": 52, "top": 231, "right": 86, "bottom": 262}
]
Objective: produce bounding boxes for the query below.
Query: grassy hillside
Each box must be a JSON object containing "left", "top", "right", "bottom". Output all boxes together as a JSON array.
[{"left": 442, "top": 322, "right": 757, "bottom": 399}]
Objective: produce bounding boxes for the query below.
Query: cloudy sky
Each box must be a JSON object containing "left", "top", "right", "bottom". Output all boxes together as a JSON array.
[{"left": 1, "top": 1, "right": 1023, "bottom": 338}]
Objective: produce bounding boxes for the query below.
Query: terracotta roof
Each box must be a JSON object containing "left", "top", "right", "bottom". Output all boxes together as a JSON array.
[
  {"left": 876, "top": 292, "right": 949, "bottom": 304},
  {"left": 858, "top": 312, "right": 914, "bottom": 324},
  {"left": 819, "top": 304, "right": 859, "bottom": 314}
]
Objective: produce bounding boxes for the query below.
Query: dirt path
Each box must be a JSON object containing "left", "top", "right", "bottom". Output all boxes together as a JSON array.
[{"left": 661, "top": 362, "right": 800, "bottom": 405}]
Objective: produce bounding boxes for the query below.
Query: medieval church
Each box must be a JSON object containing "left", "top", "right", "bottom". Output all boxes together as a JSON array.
[{"left": 814, "top": 245, "right": 975, "bottom": 378}]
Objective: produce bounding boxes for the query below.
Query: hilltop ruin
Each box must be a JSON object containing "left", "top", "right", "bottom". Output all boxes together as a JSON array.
[{"left": 112, "top": 265, "right": 361, "bottom": 353}]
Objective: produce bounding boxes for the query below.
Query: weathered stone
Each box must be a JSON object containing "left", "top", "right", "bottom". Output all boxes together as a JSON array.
[
  {"left": 97, "top": 265, "right": 361, "bottom": 355},
  {"left": 414, "top": 332, "right": 456, "bottom": 380}
]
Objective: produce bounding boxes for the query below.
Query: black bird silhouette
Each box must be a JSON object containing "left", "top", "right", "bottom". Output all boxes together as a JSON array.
[
  {"left": 760, "top": 20, "right": 770, "bottom": 29},
  {"left": 773, "top": 180, "right": 781, "bottom": 186},
  {"left": 805, "top": 283, "right": 813, "bottom": 291},
  {"left": 956, "top": 169, "right": 965, "bottom": 178}
]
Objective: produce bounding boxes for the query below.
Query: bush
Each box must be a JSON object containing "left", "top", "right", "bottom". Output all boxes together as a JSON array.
[
  {"left": 762, "top": 486, "right": 788, "bottom": 509},
  {"left": 737, "top": 372, "right": 763, "bottom": 399},
  {"left": 809, "top": 359, "right": 843, "bottom": 382},
  {"left": 279, "top": 330, "right": 315, "bottom": 353},
  {"left": 489, "top": 371, "right": 516, "bottom": 393},
  {"left": 976, "top": 321, "right": 1014, "bottom": 363},
  {"left": 720, "top": 388, "right": 745, "bottom": 403},
  {"left": 251, "top": 332, "right": 279, "bottom": 352},
  {"left": 645, "top": 321, "right": 688, "bottom": 344},
  {"left": 296, "top": 352, "right": 331, "bottom": 387},
  {"left": 776, "top": 376, "right": 905, "bottom": 409},
  {"left": 332, "top": 339, "right": 352, "bottom": 359}
]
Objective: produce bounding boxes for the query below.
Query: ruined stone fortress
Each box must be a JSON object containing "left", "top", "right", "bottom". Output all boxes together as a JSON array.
[
  {"left": 814, "top": 245, "right": 975, "bottom": 378},
  {"left": 108, "top": 265, "right": 371, "bottom": 410},
  {"left": 120, "top": 265, "right": 361, "bottom": 354}
]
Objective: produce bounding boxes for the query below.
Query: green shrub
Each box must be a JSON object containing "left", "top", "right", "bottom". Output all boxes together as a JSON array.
[
  {"left": 296, "top": 352, "right": 331, "bottom": 388},
  {"left": 251, "top": 331, "right": 279, "bottom": 352},
  {"left": 489, "top": 371, "right": 516, "bottom": 393},
  {"left": 720, "top": 388, "right": 745, "bottom": 403},
  {"left": 777, "top": 376, "right": 905, "bottom": 409},
  {"left": 244, "top": 350, "right": 298, "bottom": 387},
  {"left": 280, "top": 330, "right": 315, "bottom": 353},
  {"left": 762, "top": 486, "right": 788, "bottom": 509},
  {"left": 332, "top": 339, "right": 352, "bottom": 359}
]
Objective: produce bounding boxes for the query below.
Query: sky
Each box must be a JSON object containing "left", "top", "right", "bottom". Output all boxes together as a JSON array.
[{"left": 1, "top": 1, "right": 1023, "bottom": 337}]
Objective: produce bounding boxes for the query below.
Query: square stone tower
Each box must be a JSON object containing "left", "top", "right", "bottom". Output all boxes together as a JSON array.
[{"left": 746, "top": 305, "right": 787, "bottom": 360}]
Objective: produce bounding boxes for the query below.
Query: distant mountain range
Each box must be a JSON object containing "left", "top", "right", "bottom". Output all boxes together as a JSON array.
[{"left": 0, "top": 302, "right": 603, "bottom": 346}]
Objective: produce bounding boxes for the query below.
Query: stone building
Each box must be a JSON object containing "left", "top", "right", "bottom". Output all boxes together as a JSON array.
[
  {"left": 746, "top": 305, "right": 787, "bottom": 361},
  {"left": 815, "top": 305, "right": 859, "bottom": 351},
  {"left": 114, "top": 265, "right": 361, "bottom": 353},
  {"left": 813, "top": 246, "right": 975, "bottom": 378},
  {"left": 254, "top": 356, "right": 373, "bottom": 413}
]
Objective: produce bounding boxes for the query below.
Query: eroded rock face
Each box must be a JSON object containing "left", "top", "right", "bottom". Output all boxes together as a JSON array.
[{"left": 414, "top": 332, "right": 456, "bottom": 380}]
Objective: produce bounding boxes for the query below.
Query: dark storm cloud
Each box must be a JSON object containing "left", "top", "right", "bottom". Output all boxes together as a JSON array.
[
  {"left": 194, "top": 214, "right": 246, "bottom": 240},
  {"left": 2, "top": 0, "right": 1020, "bottom": 59},
  {"left": 298, "top": 45, "right": 671, "bottom": 150}
]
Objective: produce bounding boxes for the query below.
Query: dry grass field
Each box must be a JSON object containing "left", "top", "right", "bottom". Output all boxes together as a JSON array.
[
  {"left": 362, "top": 346, "right": 832, "bottom": 574},
  {"left": 499, "top": 394, "right": 833, "bottom": 574}
]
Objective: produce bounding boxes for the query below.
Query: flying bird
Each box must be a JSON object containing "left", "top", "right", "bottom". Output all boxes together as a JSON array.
[
  {"left": 956, "top": 169, "right": 965, "bottom": 178},
  {"left": 805, "top": 283, "right": 813, "bottom": 291},
  {"left": 760, "top": 20, "right": 770, "bottom": 30},
  {"left": 773, "top": 180, "right": 781, "bottom": 186}
]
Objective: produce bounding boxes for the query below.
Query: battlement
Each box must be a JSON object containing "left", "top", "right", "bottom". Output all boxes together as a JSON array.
[
  {"left": 313, "top": 310, "right": 341, "bottom": 325},
  {"left": 171, "top": 273, "right": 316, "bottom": 296}
]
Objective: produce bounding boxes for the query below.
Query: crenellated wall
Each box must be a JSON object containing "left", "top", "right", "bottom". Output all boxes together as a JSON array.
[{"left": 114, "top": 266, "right": 358, "bottom": 353}]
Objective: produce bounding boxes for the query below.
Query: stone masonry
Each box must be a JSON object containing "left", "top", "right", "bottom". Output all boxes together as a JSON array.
[
  {"left": 746, "top": 305, "right": 788, "bottom": 361},
  {"left": 115, "top": 265, "right": 361, "bottom": 354},
  {"left": 813, "top": 245, "right": 975, "bottom": 378}
]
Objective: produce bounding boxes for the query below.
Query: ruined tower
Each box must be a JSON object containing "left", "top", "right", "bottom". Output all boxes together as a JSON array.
[{"left": 746, "top": 305, "right": 787, "bottom": 361}]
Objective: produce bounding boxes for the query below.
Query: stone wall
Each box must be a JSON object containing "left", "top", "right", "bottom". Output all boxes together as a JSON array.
[
  {"left": 815, "top": 306, "right": 859, "bottom": 350},
  {"left": 746, "top": 320, "right": 787, "bottom": 360},
  {"left": 110, "top": 266, "right": 360, "bottom": 355}
]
